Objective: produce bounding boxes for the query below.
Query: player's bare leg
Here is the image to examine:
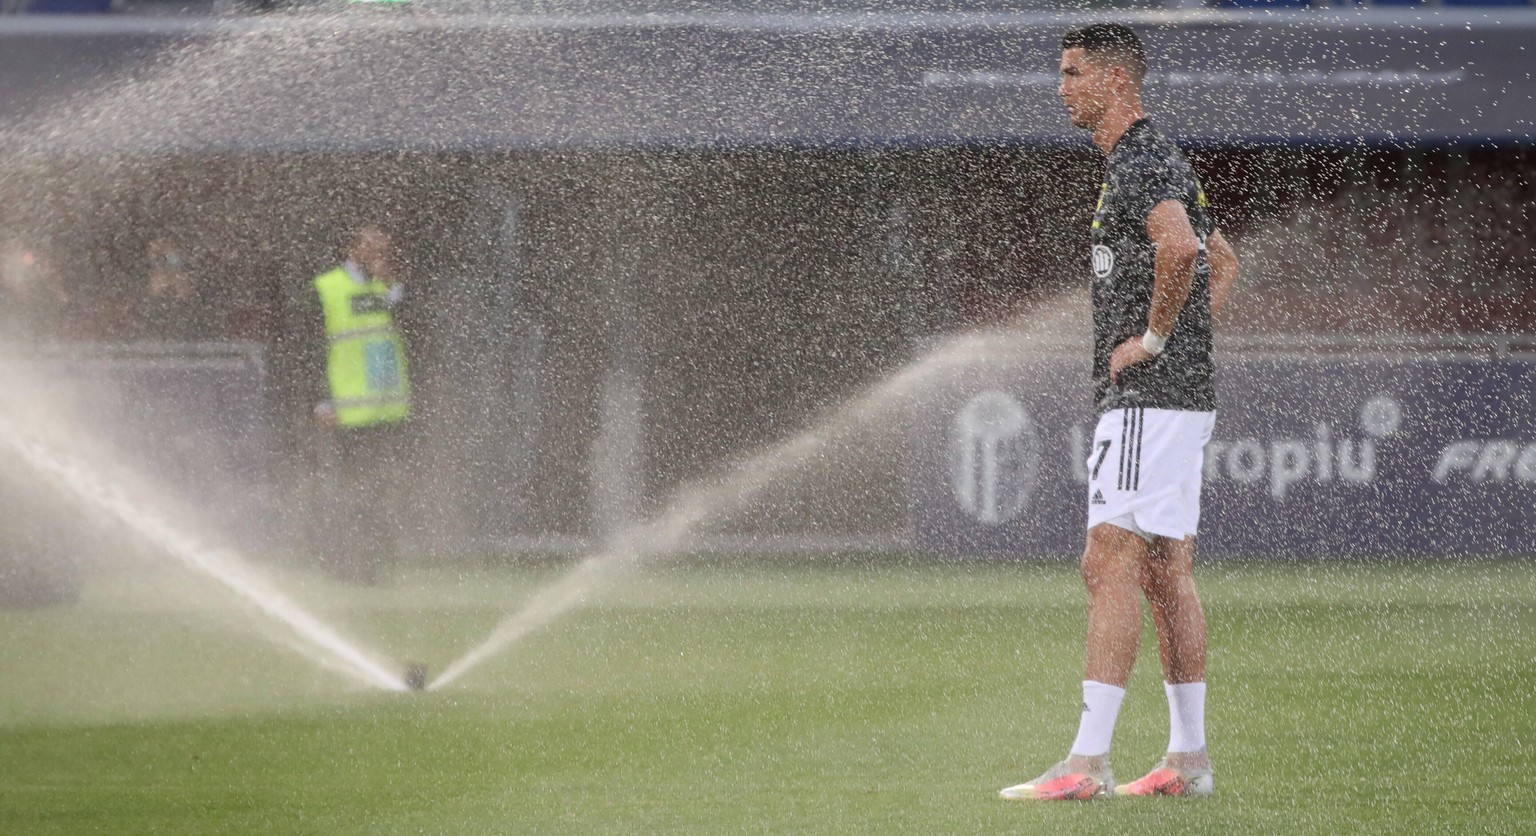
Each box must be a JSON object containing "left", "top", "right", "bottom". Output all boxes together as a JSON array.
[
  {"left": 1119, "top": 534, "right": 1215, "bottom": 797},
  {"left": 1082, "top": 523, "right": 1152, "bottom": 687},
  {"left": 1001, "top": 523, "right": 1148, "bottom": 801},
  {"left": 1143, "top": 534, "right": 1206, "bottom": 686}
]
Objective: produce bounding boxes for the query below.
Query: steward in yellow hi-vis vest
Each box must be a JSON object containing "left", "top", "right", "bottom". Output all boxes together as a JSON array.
[{"left": 314, "top": 262, "right": 411, "bottom": 428}]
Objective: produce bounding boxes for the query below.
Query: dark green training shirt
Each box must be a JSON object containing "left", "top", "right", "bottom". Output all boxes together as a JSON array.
[{"left": 1090, "top": 118, "right": 1216, "bottom": 415}]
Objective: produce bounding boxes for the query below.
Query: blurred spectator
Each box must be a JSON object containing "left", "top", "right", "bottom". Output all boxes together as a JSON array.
[
  {"left": 0, "top": 237, "right": 70, "bottom": 343},
  {"left": 289, "top": 226, "right": 413, "bottom": 584}
]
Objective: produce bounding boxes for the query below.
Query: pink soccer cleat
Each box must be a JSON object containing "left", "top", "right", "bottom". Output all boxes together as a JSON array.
[
  {"left": 999, "top": 759, "right": 1115, "bottom": 801},
  {"left": 1115, "top": 758, "right": 1215, "bottom": 797}
]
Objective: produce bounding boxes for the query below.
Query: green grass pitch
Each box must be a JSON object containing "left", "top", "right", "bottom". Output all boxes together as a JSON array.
[{"left": 1, "top": 558, "right": 1533, "bottom": 833}]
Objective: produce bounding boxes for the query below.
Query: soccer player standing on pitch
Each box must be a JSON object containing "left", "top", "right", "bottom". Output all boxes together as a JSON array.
[{"left": 999, "top": 23, "right": 1241, "bottom": 801}]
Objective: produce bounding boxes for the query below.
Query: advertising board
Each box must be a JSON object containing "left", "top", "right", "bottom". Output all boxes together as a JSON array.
[{"left": 914, "top": 355, "right": 1536, "bottom": 558}]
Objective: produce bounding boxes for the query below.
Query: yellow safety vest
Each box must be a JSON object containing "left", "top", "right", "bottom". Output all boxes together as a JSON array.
[{"left": 314, "top": 266, "right": 410, "bottom": 428}]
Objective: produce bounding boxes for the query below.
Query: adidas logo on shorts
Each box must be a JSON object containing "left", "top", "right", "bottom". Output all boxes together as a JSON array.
[{"left": 1091, "top": 489, "right": 1107, "bottom": 506}]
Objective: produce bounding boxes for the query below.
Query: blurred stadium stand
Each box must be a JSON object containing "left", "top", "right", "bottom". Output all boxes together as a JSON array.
[
  {"left": 4, "top": 0, "right": 1535, "bottom": 14},
  {"left": 2, "top": 0, "right": 119, "bottom": 11},
  {"left": 0, "top": 9, "right": 1530, "bottom": 554}
]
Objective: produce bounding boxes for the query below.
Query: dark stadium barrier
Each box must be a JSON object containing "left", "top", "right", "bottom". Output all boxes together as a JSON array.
[
  {"left": 1, "top": 343, "right": 274, "bottom": 549},
  {"left": 912, "top": 347, "right": 1536, "bottom": 558}
]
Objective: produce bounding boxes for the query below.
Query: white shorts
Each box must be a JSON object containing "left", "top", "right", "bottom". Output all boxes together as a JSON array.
[{"left": 1086, "top": 407, "right": 1215, "bottom": 542}]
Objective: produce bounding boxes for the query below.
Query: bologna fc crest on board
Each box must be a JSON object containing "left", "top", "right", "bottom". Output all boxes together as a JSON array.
[{"left": 949, "top": 390, "right": 1042, "bottom": 525}]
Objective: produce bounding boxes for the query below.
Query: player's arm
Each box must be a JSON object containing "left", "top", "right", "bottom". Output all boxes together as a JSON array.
[
  {"left": 1205, "top": 227, "right": 1240, "bottom": 321},
  {"left": 1109, "top": 198, "right": 1200, "bottom": 380},
  {"left": 1144, "top": 198, "right": 1202, "bottom": 339}
]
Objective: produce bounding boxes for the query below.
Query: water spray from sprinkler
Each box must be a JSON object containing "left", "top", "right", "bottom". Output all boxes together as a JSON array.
[
  {"left": 0, "top": 383, "right": 407, "bottom": 693},
  {"left": 429, "top": 301, "right": 1085, "bottom": 690}
]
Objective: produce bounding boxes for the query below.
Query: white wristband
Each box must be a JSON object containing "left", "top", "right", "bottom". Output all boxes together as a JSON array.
[{"left": 1141, "top": 330, "right": 1168, "bottom": 356}]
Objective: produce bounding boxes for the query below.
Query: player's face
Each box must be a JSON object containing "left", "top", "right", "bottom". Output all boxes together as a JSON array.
[{"left": 1058, "top": 47, "right": 1112, "bottom": 131}]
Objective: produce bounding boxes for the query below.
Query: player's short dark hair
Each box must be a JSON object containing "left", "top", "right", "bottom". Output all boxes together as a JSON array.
[{"left": 1061, "top": 23, "right": 1147, "bottom": 87}]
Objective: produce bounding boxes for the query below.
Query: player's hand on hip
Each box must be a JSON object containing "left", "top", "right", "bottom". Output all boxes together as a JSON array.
[{"left": 1109, "top": 336, "right": 1156, "bottom": 382}]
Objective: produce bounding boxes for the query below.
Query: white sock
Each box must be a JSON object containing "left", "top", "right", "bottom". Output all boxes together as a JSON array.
[
  {"left": 1165, "top": 681, "right": 1207, "bottom": 753},
  {"left": 1070, "top": 680, "right": 1126, "bottom": 757}
]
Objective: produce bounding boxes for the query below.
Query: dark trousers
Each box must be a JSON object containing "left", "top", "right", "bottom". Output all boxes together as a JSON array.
[{"left": 317, "top": 421, "right": 409, "bottom": 583}]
